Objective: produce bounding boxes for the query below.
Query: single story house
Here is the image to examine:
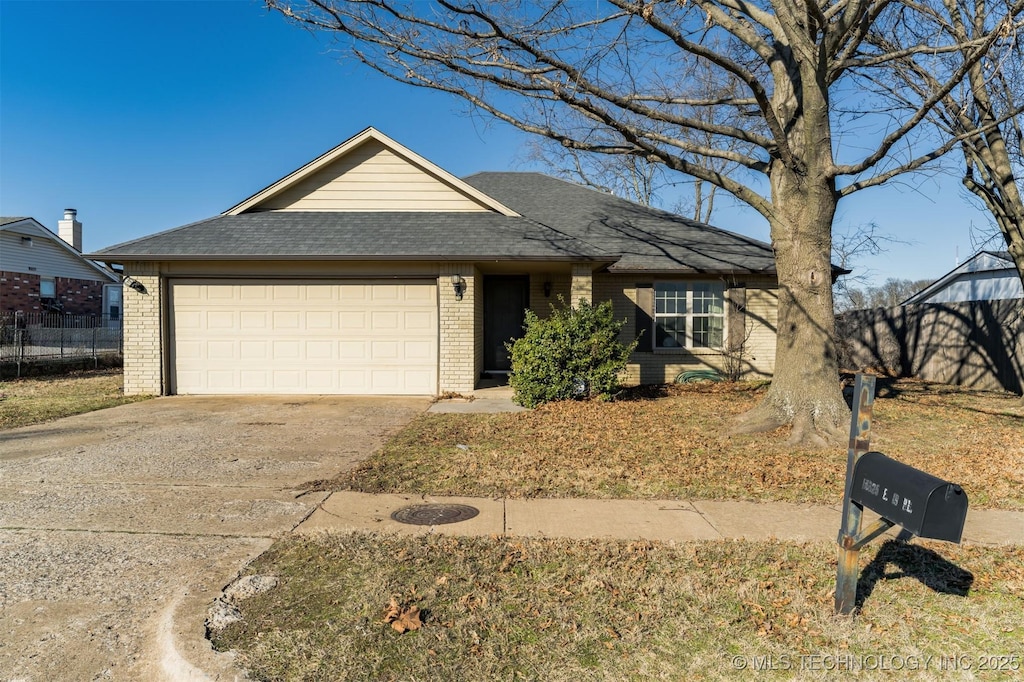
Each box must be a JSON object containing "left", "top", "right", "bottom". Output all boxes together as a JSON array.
[
  {"left": 91, "top": 127, "right": 781, "bottom": 396},
  {"left": 901, "top": 250, "right": 1023, "bottom": 305},
  {"left": 1, "top": 210, "right": 121, "bottom": 317}
]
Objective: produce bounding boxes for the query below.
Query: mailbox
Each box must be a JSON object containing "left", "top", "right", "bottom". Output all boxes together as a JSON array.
[{"left": 850, "top": 452, "right": 969, "bottom": 542}]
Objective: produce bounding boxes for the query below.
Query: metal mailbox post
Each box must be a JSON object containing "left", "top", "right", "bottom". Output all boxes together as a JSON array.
[{"left": 834, "top": 374, "right": 969, "bottom": 615}]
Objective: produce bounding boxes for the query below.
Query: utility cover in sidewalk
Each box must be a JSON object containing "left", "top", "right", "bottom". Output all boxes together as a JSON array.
[{"left": 391, "top": 503, "right": 480, "bottom": 525}]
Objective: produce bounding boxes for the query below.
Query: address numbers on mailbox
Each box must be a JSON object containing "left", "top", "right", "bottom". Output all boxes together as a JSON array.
[{"left": 851, "top": 451, "right": 969, "bottom": 543}]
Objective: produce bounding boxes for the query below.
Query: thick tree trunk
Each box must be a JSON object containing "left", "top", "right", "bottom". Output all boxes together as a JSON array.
[
  {"left": 733, "top": 169, "right": 850, "bottom": 446},
  {"left": 732, "top": 51, "right": 850, "bottom": 448}
]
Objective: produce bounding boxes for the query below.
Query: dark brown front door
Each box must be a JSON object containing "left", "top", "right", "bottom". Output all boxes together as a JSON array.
[{"left": 484, "top": 275, "right": 529, "bottom": 372}]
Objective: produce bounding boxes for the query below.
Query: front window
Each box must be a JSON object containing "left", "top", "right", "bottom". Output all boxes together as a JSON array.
[
  {"left": 40, "top": 277, "right": 56, "bottom": 299},
  {"left": 654, "top": 282, "right": 724, "bottom": 349}
]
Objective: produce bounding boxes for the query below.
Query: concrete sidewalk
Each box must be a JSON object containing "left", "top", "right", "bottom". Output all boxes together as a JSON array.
[
  {"left": 297, "top": 491, "right": 1024, "bottom": 546},
  {"left": 427, "top": 384, "right": 526, "bottom": 413}
]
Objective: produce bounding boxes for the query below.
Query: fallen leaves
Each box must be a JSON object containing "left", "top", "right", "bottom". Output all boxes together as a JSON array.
[
  {"left": 383, "top": 597, "right": 423, "bottom": 633},
  {"left": 339, "top": 378, "right": 1023, "bottom": 510}
]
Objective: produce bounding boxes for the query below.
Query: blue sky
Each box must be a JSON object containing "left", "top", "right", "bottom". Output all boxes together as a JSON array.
[{"left": 0, "top": 0, "right": 1002, "bottom": 287}]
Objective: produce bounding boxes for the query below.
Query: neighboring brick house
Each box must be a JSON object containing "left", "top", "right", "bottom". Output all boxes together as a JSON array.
[
  {"left": 1, "top": 211, "right": 120, "bottom": 317},
  {"left": 91, "top": 127, "right": 786, "bottom": 397}
]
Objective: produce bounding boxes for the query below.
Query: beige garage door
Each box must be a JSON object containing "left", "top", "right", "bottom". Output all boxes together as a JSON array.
[{"left": 170, "top": 280, "right": 437, "bottom": 395}]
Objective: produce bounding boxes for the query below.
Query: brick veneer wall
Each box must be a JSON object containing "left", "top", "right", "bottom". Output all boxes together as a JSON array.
[
  {"left": 121, "top": 268, "right": 162, "bottom": 395},
  {"left": 570, "top": 263, "right": 594, "bottom": 306},
  {"left": 596, "top": 273, "right": 779, "bottom": 384},
  {"left": 0, "top": 270, "right": 107, "bottom": 315},
  {"left": 438, "top": 264, "right": 477, "bottom": 393}
]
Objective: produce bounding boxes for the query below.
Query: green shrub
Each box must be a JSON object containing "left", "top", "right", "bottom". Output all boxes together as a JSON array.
[{"left": 507, "top": 298, "right": 637, "bottom": 408}]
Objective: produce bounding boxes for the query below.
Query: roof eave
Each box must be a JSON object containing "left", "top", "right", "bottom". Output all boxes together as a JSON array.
[{"left": 88, "top": 253, "right": 614, "bottom": 263}]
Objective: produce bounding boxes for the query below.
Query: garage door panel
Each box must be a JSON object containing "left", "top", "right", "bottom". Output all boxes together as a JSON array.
[
  {"left": 171, "top": 280, "right": 437, "bottom": 395},
  {"left": 239, "top": 340, "right": 269, "bottom": 360},
  {"left": 340, "top": 311, "right": 367, "bottom": 330},
  {"left": 371, "top": 311, "right": 400, "bottom": 330},
  {"left": 339, "top": 285, "right": 367, "bottom": 301},
  {"left": 272, "top": 285, "right": 301, "bottom": 300},
  {"left": 207, "top": 341, "right": 235, "bottom": 360},
  {"left": 305, "top": 370, "right": 335, "bottom": 390},
  {"left": 207, "top": 311, "right": 235, "bottom": 329},
  {"left": 176, "top": 311, "right": 203, "bottom": 330},
  {"left": 305, "top": 340, "right": 335, "bottom": 360},
  {"left": 207, "top": 370, "right": 236, "bottom": 390},
  {"left": 239, "top": 285, "right": 270, "bottom": 301},
  {"left": 404, "top": 340, "right": 434, "bottom": 360},
  {"left": 403, "top": 370, "right": 436, "bottom": 394},
  {"left": 240, "top": 311, "right": 268, "bottom": 329},
  {"left": 272, "top": 340, "right": 301, "bottom": 360},
  {"left": 273, "top": 311, "right": 301, "bottom": 329},
  {"left": 404, "top": 311, "right": 433, "bottom": 330},
  {"left": 306, "top": 311, "right": 334, "bottom": 329}
]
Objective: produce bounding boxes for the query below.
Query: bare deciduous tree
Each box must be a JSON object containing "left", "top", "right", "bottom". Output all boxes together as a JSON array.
[
  {"left": 868, "top": 2, "right": 1024, "bottom": 288},
  {"left": 268, "top": 0, "right": 1024, "bottom": 446}
]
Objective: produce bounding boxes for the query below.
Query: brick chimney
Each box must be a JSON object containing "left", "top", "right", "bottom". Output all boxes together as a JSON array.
[{"left": 58, "top": 208, "right": 82, "bottom": 251}]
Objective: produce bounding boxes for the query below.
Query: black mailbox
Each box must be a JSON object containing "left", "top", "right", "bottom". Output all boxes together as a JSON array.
[{"left": 850, "top": 452, "right": 969, "bottom": 543}]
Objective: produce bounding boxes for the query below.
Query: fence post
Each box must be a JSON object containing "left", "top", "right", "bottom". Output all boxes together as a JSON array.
[
  {"left": 15, "top": 328, "right": 23, "bottom": 378},
  {"left": 91, "top": 314, "right": 98, "bottom": 367}
]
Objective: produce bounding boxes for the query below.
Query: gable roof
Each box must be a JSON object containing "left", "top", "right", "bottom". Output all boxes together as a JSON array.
[
  {"left": 464, "top": 173, "right": 777, "bottom": 274},
  {"left": 902, "top": 250, "right": 1018, "bottom": 305},
  {"left": 90, "top": 129, "right": 780, "bottom": 275},
  {"left": 1, "top": 217, "right": 118, "bottom": 282},
  {"left": 225, "top": 127, "right": 520, "bottom": 217}
]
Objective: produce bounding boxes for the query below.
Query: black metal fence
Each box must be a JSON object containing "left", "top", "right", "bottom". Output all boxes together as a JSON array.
[{"left": 0, "top": 311, "right": 123, "bottom": 376}]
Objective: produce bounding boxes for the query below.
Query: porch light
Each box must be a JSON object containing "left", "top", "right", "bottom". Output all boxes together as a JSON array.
[
  {"left": 451, "top": 274, "right": 466, "bottom": 301},
  {"left": 123, "top": 276, "right": 148, "bottom": 294}
]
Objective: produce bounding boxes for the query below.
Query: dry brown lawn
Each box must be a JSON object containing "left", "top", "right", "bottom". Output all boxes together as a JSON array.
[
  {"left": 329, "top": 378, "right": 1024, "bottom": 509},
  {"left": 0, "top": 368, "right": 149, "bottom": 430},
  {"left": 213, "top": 533, "right": 1024, "bottom": 681}
]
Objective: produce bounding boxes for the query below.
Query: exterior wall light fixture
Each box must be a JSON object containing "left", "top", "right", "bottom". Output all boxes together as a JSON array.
[
  {"left": 451, "top": 274, "right": 466, "bottom": 301},
  {"left": 123, "top": 276, "right": 148, "bottom": 295},
  {"left": 543, "top": 280, "right": 553, "bottom": 297}
]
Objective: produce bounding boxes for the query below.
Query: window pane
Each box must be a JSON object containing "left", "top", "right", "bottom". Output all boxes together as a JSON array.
[
  {"left": 693, "top": 315, "right": 725, "bottom": 348},
  {"left": 40, "top": 279, "right": 56, "bottom": 297},
  {"left": 693, "top": 283, "right": 724, "bottom": 314},
  {"left": 655, "top": 283, "right": 687, "bottom": 315},
  {"left": 655, "top": 316, "right": 686, "bottom": 348}
]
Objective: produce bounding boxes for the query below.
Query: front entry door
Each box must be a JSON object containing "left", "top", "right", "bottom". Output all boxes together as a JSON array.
[{"left": 484, "top": 275, "right": 529, "bottom": 372}]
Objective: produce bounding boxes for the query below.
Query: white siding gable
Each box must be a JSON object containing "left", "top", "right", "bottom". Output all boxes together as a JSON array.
[
  {"left": 920, "top": 269, "right": 1023, "bottom": 303},
  {"left": 903, "top": 251, "right": 1022, "bottom": 304},
  {"left": 1, "top": 222, "right": 115, "bottom": 282},
  {"left": 256, "top": 139, "right": 493, "bottom": 212}
]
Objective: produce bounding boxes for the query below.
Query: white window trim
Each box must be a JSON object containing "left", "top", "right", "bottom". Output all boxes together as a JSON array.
[
  {"left": 40, "top": 277, "right": 56, "bottom": 299},
  {"left": 652, "top": 281, "right": 726, "bottom": 351}
]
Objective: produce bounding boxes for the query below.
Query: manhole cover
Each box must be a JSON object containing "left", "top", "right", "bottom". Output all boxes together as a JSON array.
[{"left": 390, "top": 503, "right": 480, "bottom": 526}]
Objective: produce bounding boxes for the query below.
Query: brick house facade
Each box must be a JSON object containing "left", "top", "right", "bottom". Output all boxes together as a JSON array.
[
  {"left": 93, "top": 128, "right": 786, "bottom": 397},
  {"left": 0, "top": 271, "right": 107, "bottom": 316}
]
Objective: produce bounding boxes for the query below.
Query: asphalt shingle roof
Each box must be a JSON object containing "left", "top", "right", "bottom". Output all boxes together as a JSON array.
[
  {"left": 92, "top": 211, "right": 609, "bottom": 261},
  {"left": 91, "top": 173, "right": 777, "bottom": 274},
  {"left": 463, "top": 173, "right": 776, "bottom": 274}
]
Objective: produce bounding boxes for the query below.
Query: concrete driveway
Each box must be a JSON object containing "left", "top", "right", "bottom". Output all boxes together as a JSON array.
[{"left": 0, "top": 395, "right": 428, "bottom": 681}]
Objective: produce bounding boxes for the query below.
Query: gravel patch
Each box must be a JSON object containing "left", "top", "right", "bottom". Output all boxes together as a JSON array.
[{"left": 0, "top": 395, "right": 427, "bottom": 681}]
